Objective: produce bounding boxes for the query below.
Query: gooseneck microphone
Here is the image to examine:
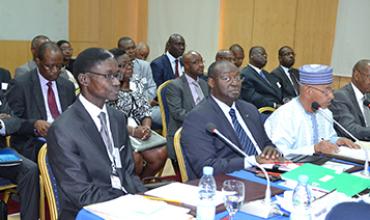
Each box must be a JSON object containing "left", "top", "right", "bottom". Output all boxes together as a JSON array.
[
  {"left": 206, "top": 123, "right": 274, "bottom": 217},
  {"left": 311, "top": 102, "right": 369, "bottom": 176}
]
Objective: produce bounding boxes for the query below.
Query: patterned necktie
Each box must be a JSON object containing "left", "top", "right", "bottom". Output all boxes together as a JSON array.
[
  {"left": 229, "top": 108, "right": 257, "bottom": 156},
  {"left": 310, "top": 113, "right": 319, "bottom": 144},
  {"left": 47, "top": 81, "right": 60, "bottom": 119},
  {"left": 98, "top": 112, "right": 114, "bottom": 155},
  {"left": 174, "top": 59, "right": 180, "bottom": 78},
  {"left": 192, "top": 81, "right": 204, "bottom": 104}
]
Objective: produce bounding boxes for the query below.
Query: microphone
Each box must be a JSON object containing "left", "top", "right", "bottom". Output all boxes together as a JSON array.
[
  {"left": 206, "top": 123, "right": 274, "bottom": 218},
  {"left": 363, "top": 99, "right": 370, "bottom": 109},
  {"left": 311, "top": 102, "right": 369, "bottom": 176}
]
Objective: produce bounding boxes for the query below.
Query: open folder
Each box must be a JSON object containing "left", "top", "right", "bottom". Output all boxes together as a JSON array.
[
  {"left": 281, "top": 163, "right": 370, "bottom": 197},
  {"left": 0, "top": 148, "right": 22, "bottom": 166}
]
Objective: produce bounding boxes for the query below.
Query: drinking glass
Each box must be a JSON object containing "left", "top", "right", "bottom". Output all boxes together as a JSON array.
[{"left": 222, "top": 179, "right": 245, "bottom": 220}]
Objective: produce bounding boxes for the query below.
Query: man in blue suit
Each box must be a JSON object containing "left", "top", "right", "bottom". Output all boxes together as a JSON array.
[
  {"left": 150, "top": 33, "right": 185, "bottom": 87},
  {"left": 181, "top": 61, "right": 282, "bottom": 180}
]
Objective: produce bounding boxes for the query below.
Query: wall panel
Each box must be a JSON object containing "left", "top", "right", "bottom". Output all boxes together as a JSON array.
[{"left": 0, "top": 41, "right": 31, "bottom": 76}]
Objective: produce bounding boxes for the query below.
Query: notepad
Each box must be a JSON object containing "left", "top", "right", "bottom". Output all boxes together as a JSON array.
[
  {"left": 0, "top": 148, "right": 22, "bottom": 166},
  {"left": 281, "top": 163, "right": 370, "bottom": 197}
]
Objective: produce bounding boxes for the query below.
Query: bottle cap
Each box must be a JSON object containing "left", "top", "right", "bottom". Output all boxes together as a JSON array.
[
  {"left": 203, "top": 166, "right": 214, "bottom": 175},
  {"left": 298, "top": 175, "right": 309, "bottom": 184}
]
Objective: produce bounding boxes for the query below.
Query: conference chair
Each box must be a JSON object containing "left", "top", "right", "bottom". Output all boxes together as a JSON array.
[
  {"left": 0, "top": 178, "right": 16, "bottom": 204},
  {"left": 258, "top": 106, "right": 276, "bottom": 123},
  {"left": 156, "top": 80, "right": 173, "bottom": 137},
  {"left": 38, "top": 144, "right": 60, "bottom": 220},
  {"left": 173, "top": 127, "right": 189, "bottom": 182}
]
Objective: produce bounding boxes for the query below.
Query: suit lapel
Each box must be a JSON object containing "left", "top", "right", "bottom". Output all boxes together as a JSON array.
[
  {"left": 107, "top": 107, "right": 121, "bottom": 149},
  {"left": 31, "top": 70, "right": 47, "bottom": 119},
  {"left": 56, "top": 78, "right": 68, "bottom": 111},
  {"left": 164, "top": 55, "right": 175, "bottom": 77},
  {"left": 347, "top": 84, "right": 366, "bottom": 125},
  {"left": 181, "top": 75, "right": 196, "bottom": 107},
  {"left": 199, "top": 79, "right": 209, "bottom": 97},
  {"left": 278, "top": 67, "right": 296, "bottom": 95}
]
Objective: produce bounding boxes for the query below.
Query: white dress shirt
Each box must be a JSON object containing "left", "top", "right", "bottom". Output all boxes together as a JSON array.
[{"left": 166, "top": 51, "right": 183, "bottom": 77}]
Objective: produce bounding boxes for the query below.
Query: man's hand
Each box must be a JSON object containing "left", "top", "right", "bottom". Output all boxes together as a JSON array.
[
  {"left": 256, "top": 146, "right": 284, "bottom": 164},
  {"left": 34, "top": 120, "right": 51, "bottom": 137},
  {"left": 0, "top": 113, "right": 11, "bottom": 119},
  {"left": 314, "top": 140, "right": 339, "bottom": 154},
  {"left": 336, "top": 137, "right": 360, "bottom": 149}
]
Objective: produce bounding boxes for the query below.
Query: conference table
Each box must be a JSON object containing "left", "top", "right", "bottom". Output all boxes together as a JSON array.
[{"left": 76, "top": 157, "right": 367, "bottom": 220}]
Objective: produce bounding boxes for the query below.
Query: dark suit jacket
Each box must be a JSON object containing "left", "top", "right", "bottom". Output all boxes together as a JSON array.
[
  {"left": 270, "top": 66, "right": 299, "bottom": 100},
  {"left": 5, "top": 69, "right": 76, "bottom": 152},
  {"left": 181, "top": 97, "right": 275, "bottom": 180},
  {"left": 150, "top": 54, "right": 183, "bottom": 87},
  {"left": 329, "top": 83, "right": 370, "bottom": 140},
  {"left": 0, "top": 91, "right": 22, "bottom": 147},
  {"left": 47, "top": 99, "right": 146, "bottom": 219},
  {"left": 241, "top": 65, "right": 283, "bottom": 108},
  {"left": 0, "top": 67, "right": 11, "bottom": 91},
  {"left": 166, "top": 74, "right": 209, "bottom": 159}
]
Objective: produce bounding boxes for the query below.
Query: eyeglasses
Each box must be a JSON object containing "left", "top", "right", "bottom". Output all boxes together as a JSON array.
[
  {"left": 218, "top": 75, "right": 244, "bottom": 83},
  {"left": 118, "top": 61, "right": 133, "bottom": 68},
  {"left": 87, "top": 70, "right": 122, "bottom": 81},
  {"left": 308, "top": 85, "right": 333, "bottom": 96}
]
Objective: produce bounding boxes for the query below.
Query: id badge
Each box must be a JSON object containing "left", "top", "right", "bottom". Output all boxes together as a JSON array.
[
  {"left": 113, "top": 148, "right": 122, "bottom": 168},
  {"left": 111, "top": 174, "right": 122, "bottom": 189}
]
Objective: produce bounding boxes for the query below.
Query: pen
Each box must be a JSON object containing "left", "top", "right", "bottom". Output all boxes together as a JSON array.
[
  {"left": 143, "top": 195, "right": 182, "bottom": 205},
  {"left": 314, "top": 189, "right": 336, "bottom": 201}
]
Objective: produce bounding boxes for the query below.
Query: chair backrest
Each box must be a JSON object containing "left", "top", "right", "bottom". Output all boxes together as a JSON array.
[
  {"left": 157, "top": 80, "right": 173, "bottom": 137},
  {"left": 38, "top": 144, "right": 60, "bottom": 220},
  {"left": 173, "top": 127, "right": 188, "bottom": 182},
  {"left": 258, "top": 106, "right": 276, "bottom": 114}
]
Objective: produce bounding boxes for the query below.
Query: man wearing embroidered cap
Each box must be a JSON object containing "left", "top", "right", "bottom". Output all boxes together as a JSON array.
[{"left": 264, "top": 64, "right": 358, "bottom": 158}]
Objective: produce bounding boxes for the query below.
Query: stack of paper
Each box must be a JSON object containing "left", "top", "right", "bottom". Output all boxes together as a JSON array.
[{"left": 84, "top": 194, "right": 191, "bottom": 220}]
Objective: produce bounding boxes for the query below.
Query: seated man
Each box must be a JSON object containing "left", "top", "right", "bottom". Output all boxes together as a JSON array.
[
  {"left": 181, "top": 61, "right": 282, "bottom": 180},
  {"left": 215, "top": 49, "right": 235, "bottom": 65},
  {"left": 265, "top": 64, "right": 358, "bottom": 157},
  {"left": 229, "top": 44, "right": 245, "bottom": 69},
  {"left": 330, "top": 59, "right": 370, "bottom": 141},
  {"left": 47, "top": 48, "right": 146, "bottom": 219},
  {"left": 0, "top": 91, "right": 39, "bottom": 220},
  {"left": 6, "top": 42, "right": 76, "bottom": 161},
  {"left": 136, "top": 42, "right": 150, "bottom": 61},
  {"left": 166, "top": 51, "right": 209, "bottom": 163},
  {"left": 270, "top": 46, "right": 300, "bottom": 102},
  {"left": 241, "top": 46, "right": 283, "bottom": 109}
]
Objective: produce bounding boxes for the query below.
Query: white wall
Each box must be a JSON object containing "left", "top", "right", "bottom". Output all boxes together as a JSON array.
[
  {"left": 147, "top": 0, "right": 220, "bottom": 68},
  {"left": 331, "top": 0, "right": 370, "bottom": 76},
  {"left": 0, "top": 0, "right": 68, "bottom": 40}
]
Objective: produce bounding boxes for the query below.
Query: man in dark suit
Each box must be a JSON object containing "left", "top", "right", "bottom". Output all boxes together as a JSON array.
[
  {"left": 271, "top": 46, "right": 300, "bottom": 102},
  {"left": 150, "top": 33, "right": 185, "bottom": 87},
  {"left": 166, "top": 51, "right": 209, "bottom": 161},
  {"left": 0, "top": 91, "right": 39, "bottom": 220},
  {"left": 330, "top": 59, "right": 370, "bottom": 140},
  {"left": 0, "top": 67, "right": 11, "bottom": 91},
  {"left": 6, "top": 42, "right": 76, "bottom": 161},
  {"left": 181, "top": 61, "right": 282, "bottom": 180},
  {"left": 48, "top": 48, "right": 146, "bottom": 219},
  {"left": 229, "top": 44, "right": 245, "bottom": 69},
  {"left": 241, "top": 46, "right": 283, "bottom": 109}
]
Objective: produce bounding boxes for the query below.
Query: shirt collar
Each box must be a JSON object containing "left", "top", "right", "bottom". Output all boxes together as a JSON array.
[
  {"left": 249, "top": 64, "right": 261, "bottom": 74},
  {"left": 185, "top": 73, "right": 198, "bottom": 84},
  {"left": 212, "top": 95, "right": 236, "bottom": 114},
  {"left": 280, "top": 65, "right": 290, "bottom": 74},
  {"left": 79, "top": 94, "right": 108, "bottom": 119},
  {"left": 37, "top": 68, "right": 55, "bottom": 86},
  {"left": 166, "top": 51, "right": 178, "bottom": 63}
]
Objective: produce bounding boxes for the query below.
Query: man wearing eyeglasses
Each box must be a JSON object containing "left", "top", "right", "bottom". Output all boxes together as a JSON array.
[
  {"left": 181, "top": 61, "right": 283, "bottom": 180},
  {"left": 47, "top": 48, "right": 146, "bottom": 219},
  {"left": 330, "top": 59, "right": 370, "bottom": 141},
  {"left": 264, "top": 64, "right": 358, "bottom": 158},
  {"left": 6, "top": 42, "right": 76, "bottom": 161}
]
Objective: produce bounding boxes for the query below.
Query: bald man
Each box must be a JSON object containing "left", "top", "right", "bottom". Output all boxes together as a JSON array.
[
  {"left": 330, "top": 59, "right": 370, "bottom": 140},
  {"left": 215, "top": 49, "right": 235, "bottom": 65},
  {"left": 166, "top": 51, "right": 209, "bottom": 162}
]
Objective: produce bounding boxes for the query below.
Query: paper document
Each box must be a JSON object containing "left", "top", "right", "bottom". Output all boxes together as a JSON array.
[
  {"left": 84, "top": 194, "right": 191, "bottom": 220},
  {"left": 145, "top": 182, "right": 224, "bottom": 207},
  {"left": 322, "top": 161, "right": 354, "bottom": 173},
  {"left": 332, "top": 147, "right": 367, "bottom": 161}
]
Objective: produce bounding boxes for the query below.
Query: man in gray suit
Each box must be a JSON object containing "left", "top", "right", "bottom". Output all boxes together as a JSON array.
[
  {"left": 166, "top": 51, "right": 209, "bottom": 161},
  {"left": 7, "top": 42, "right": 76, "bottom": 161},
  {"left": 47, "top": 48, "right": 146, "bottom": 219},
  {"left": 14, "top": 35, "right": 50, "bottom": 78},
  {"left": 330, "top": 59, "right": 370, "bottom": 140}
]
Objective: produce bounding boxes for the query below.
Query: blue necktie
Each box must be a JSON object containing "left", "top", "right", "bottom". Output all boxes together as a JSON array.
[
  {"left": 229, "top": 108, "right": 257, "bottom": 156},
  {"left": 310, "top": 113, "right": 319, "bottom": 144},
  {"left": 259, "top": 71, "right": 271, "bottom": 85}
]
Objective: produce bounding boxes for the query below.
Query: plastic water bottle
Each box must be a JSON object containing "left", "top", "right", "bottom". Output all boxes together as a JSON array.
[
  {"left": 197, "top": 166, "right": 216, "bottom": 220},
  {"left": 290, "top": 175, "right": 312, "bottom": 220}
]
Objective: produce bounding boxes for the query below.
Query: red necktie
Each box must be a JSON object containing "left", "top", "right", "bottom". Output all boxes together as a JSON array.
[
  {"left": 174, "top": 59, "right": 179, "bottom": 78},
  {"left": 47, "top": 81, "right": 60, "bottom": 119}
]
